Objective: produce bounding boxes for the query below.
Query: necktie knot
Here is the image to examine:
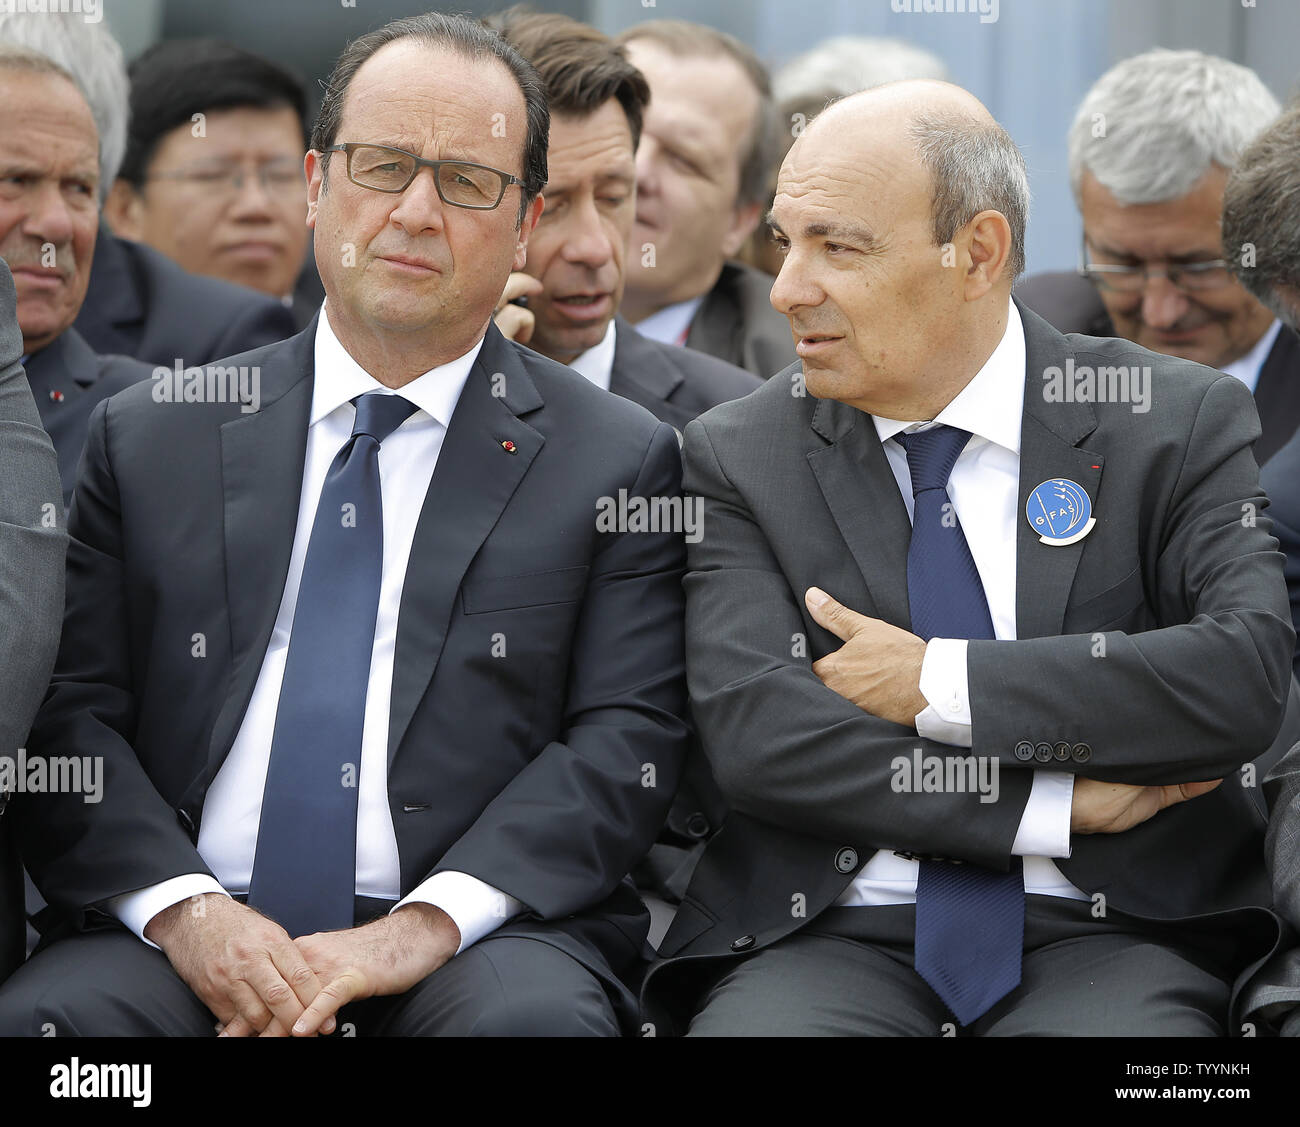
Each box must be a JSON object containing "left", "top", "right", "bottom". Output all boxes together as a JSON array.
[
  {"left": 352, "top": 392, "right": 417, "bottom": 446},
  {"left": 895, "top": 425, "right": 973, "bottom": 496}
]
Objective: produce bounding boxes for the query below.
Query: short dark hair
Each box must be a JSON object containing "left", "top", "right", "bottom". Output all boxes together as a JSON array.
[
  {"left": 614, "top": 19, "right": 780, "bottom": 210},
  {"left": 309, "top": 11, "right": 548, "bottom": 226},
  {"left": 1223, "top": 102, "right": 1300, "bottom": 327},
  {"left": 119, "top": 38, "right": 308, "bottom": 186},
  {"left": 487, "top": 6, "right": 649, "bottom": 151}
]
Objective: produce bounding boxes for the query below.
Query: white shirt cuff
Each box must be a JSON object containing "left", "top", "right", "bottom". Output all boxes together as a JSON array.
[
  {"left": 1011, "top": 771, "right": 1074, "bottom": 857},
  {"left": 394, "top": 870, "right": 523, "bottom": 955},
  {"left": 105, "top": 875, "right": 230, "bottom": 949},
  {"left": 915, "top": 637, "right": 972, "bottom": 747}
]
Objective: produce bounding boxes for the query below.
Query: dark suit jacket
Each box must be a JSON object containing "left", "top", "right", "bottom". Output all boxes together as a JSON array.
[
  {"left": 611, "top": 317, "right": 760, "bottom": 432},
  {"left": 1016, "top": 270, "right": 1300, "bottom": 465},
  {"left": 642, "top": 299, "right": 1299, "bottom": 1034},
  {"left": 1260, "top": 434, "right": 1300, "bottom": 683},
  {"left": 0, "top": 262, "right": 67, "bottom": 988},
  {"left": 684, "top": 261, "right": 798, "bottom": 380},
  {"left": 15, "top": 317, "right": 690, "bottom": 1030},
  {"left": 73, "top": 229, "right": 296, "bottom": 368},
  {"left": 24, "top": 328, "right": 152, "bottom": 505}
]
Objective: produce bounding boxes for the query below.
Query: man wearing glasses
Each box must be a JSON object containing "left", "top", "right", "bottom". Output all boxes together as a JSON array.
[
  {"left": 0, "top": 13, "right": 688, "bottom": 1037},
  {"left": 101, "top": 39, "right": 313, "bottom": 321},
  {"left": 1017, "top": 50, "right": 1297, "bottom": 464}
]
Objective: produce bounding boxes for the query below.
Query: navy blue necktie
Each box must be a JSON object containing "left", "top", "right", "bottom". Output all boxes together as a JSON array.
[
  {"left": 894, "top": 424, "right": 1024, "bottom": 1027},
  {"left": 246, "top": 392, "right": 417, "bottom": 937}
]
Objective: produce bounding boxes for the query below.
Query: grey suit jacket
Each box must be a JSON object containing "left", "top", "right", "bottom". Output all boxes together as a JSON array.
[
  {"left": 610, "top": 317, "right": 760, "bottom": 431},
  {"left": 0, "top": 260, "right": 69, "bottom": 985},
  {"left": 684, "top": 261, "right": 798, "bottom": 380},
  {"left": 643, "top": 298, "right": 1299, "bottom": 1033}
]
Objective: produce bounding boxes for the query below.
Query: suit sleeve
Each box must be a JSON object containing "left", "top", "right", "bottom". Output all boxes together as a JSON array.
[
  {"left": 679, "top": 415, "right": 1032, "bottom": 871},
  {"left": 15, "top": 397, "right": 217, "bottom": 919},
  {"left": 0, "top": 272, "right": 67, "bottom": 764},
  {"left": 969, "top": 374, "right": 1294, "bottom": 783},
  {"left": 432, "top": 423, "right": 690, "bottom": 917}
]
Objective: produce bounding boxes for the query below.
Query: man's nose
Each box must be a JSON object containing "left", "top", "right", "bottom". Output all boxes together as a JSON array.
[
  {"left": 1140, "top": 273, "right": 1191, "bottom": 330},
  {"left": 388, "top": 166, "right": 447, "bottom": 236},
  {"left": 22, "top": 184, "right": 75, "bottom": 249},
  {"left": 770, "top": 250, "right": 821, "bottom": 316},
  {"left": 228, "top": 169, "right": 279, "bottom": 217},
  {"left": 562, "top": 205, "right": 614, "bottom": 270}
]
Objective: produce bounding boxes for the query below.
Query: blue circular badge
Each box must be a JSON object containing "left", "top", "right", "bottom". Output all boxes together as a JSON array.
[{"left": 1026, "top": 478, "right": 1095, "bottom": 546}]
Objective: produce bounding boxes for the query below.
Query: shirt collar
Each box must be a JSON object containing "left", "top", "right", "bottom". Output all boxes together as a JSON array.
[
  {"left": 873, "top": 298, "right": 1025, "bottom": 456},
  {"left": 567, "top": 319, "right": 617, "bottom": 391},
  {"left": 634, "top": 295, "right": 705, "bottom": 347},
  {"left": 1220, "top": 317, "right": 1282, "bottom": 392},
  {"left": 311, "top": 300, "right": 483, "bottom": 429}
]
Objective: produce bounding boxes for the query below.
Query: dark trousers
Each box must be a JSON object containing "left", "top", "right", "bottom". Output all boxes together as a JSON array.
[
  {"left": 0, "top": 896, "right": 620, "bottom": 1037},
  {"left": 686, "top": 895, "right": 1239, "bottom": 1036}
]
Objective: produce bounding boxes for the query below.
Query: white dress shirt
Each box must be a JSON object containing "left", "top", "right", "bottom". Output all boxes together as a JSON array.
[
  {"left": 108, "top": 302, "right": 524, "bottom": 951},
  {"left": 567, "top": 319, "right": 617, "bottom": 391},
  {"left": 835, "top": 299, "right": 1087, "bottom": 907},
  {"left": 1220, "top": 318, "right": 1282, "bottom": 395},
  {"left": 633, "top": 296, "right": 704, "bottom": 348}
]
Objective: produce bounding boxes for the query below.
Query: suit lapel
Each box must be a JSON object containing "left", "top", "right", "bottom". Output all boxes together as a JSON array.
[
  {"left": 806, "top": 396, "right": 913, "bottom": 628},
  {"left": 1014, "top": 301, "right": 1104, "bottom": 639},
  {"left": 206, "top": 323, "right": 316, "bottom": 767},
  {"left": 387, "top": 325, "right": 544, "bottom": 766},
  {"left": 1248, "top": 325, "right": 1300, "bottom": 464},
  {"left": 609, "top": 318, "right": 685, "bottom": 422}
]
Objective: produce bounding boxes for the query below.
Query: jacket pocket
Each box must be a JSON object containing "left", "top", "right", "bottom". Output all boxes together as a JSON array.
[{"left": 461, "top": 564, "right": 590, "bottom": 613}]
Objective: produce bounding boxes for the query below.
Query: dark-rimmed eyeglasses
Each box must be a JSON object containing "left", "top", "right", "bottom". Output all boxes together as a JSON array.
[
  {"left": 324, "top": 143, "right": 523, "bottom": 211},
  {"left": 1078, "top": 234, "right": 1232, "bottom": 294}
]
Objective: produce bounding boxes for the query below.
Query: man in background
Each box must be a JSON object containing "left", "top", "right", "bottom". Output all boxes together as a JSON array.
[
  {"left": 0, "top": 46, "right": 152, "bottom": 501},
  {"left": 1017, "top": 50, "right": 1296, "bottom": 463},
  {"left": 0, "top": 11, "right": 297, "bottom": 368},
  {"left": 103, "top": 39, "right": 316, "bottom": 326},
  {"left": 614, "top": 20, "right": 794, "bottom": 379}
]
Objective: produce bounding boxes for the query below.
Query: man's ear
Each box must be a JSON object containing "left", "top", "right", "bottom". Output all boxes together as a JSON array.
[
  {"left": 721, "top": 199, "right": 764, "bottom": 259},
  {"left": 513, "top": 192, "right": 545, "bottom": 272},
  {"left": 101, "top": 179, "right": 145, "bottom": 240},
  {"left": 962, "top": 209, "right": 1014, "bottom": 300},
  {"left": 304, "top": 150, "right": 324, "bottom": 229}
]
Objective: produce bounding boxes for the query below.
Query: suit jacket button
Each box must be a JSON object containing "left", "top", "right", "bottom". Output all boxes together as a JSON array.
[
  {"left": 835, "top": 847, "right": 858, "bottom": 873},
  {"left": 1034, "top": 742, "right": 1053, "bottom": 762},
  {"left": 731, "top": 935, "right": 755, "bottom": 951},
  {"left": 177, "top": 808, "right": 196, "bottom": 835},
  {"left": 1072, "top": 743, "right": 1092, "bottom": 763},
  {"left": 1014, "top": 740, "right": 1034, "bottom": 761},
  {"left": 1053, "top": 741, "right": 1072, "bottom": 762},
  {"left": 685, "top": 812, "right": 711, "bottom": 839}
]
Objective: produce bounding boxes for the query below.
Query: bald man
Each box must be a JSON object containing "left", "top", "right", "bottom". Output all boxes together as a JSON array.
[{"left": 640, "top": 82, "right": 1299, "bottom": 1037}]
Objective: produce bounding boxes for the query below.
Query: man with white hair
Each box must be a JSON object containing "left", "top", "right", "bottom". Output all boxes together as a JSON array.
[
  {"left": 0, "top": 10, "right": 295, "bottom": 368},
  {"left": 1017, "top": 49, "right": 1297, "bottom": 462}
]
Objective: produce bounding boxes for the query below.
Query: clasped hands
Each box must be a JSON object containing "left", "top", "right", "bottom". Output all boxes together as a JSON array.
[
  {"left": 803, "top": 586, "right": 1221, "bottom": 837},
  {"left": 144, "top": 894, "right": 460, "bottom": 1038}
]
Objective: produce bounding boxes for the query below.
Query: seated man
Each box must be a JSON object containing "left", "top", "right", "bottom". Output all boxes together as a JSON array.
[
  {"left": 0, "top": 12, "right": 687, "bottom": 1038},
  {"left": 643, "top": 80, "right": 1298, "bottom": 1037},
  {"left": 1016, "top": 50, "right": 1297, "bottom": 463},
  {"left": 0, "top": 45, "right": 152, "bottom": 502},
  {"left": 0, "top": 10, "right": 297, "bottom": 367},
  {"left": 0, "top": 257, "right": 68, "bottom": 990}
]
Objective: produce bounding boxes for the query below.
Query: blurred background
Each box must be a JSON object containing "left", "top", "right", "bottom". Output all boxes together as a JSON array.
[{"left": 103, "top": 0, "right": 1300, "bottom": 276}]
